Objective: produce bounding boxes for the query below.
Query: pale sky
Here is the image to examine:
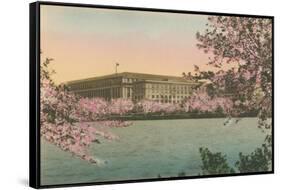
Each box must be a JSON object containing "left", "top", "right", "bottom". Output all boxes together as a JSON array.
[{"left": 41, "top": 5, "right": 210, "bottom": 83}]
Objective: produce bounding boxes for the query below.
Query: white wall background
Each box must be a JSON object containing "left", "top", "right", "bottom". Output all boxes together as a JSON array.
[{"left": 0, "top": 0, "right": 279, "bottom": 189}]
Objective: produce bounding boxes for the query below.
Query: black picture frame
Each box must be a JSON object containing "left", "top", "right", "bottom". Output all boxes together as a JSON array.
[{"left": 30, "top": 1, "right": 274, "bottom": 189}]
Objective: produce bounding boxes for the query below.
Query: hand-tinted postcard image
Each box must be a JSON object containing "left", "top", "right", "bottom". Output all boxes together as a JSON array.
[{"left": 35, "top": 2, "right": 273, "bottom": 187}]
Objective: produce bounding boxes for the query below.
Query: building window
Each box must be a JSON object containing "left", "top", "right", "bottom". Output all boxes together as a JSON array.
[{"left": 152, "top": 95, "right": 155, "bottom": 98}]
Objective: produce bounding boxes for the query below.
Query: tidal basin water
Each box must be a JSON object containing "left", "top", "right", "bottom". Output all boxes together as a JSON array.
[{"left": 41, "top": 118, "right": 268, "bottom": 185}]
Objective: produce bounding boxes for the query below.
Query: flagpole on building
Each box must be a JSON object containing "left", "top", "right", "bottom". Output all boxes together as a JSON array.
[{"left": 115, "top": 62, "right": 119, "bottom": 74}]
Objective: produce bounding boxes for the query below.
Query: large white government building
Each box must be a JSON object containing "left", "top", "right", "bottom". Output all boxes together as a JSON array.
[{"left": 66, "top": 72, "right": 200, "bottom": 103}]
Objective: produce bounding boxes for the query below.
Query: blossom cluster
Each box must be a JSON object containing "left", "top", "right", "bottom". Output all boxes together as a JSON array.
[
  {"left": 40, "top": 60, "right": 135, "bottom": 163},
  {"left": 108, "top": 98, "right": 134, "bottom": 115},
  {"left": 183, "top": 89, "right": 233, "bottom": 114},
  {"left": 196, "top": 16, "right": 272, "bottom": 121},
  {"left": 41, "top": 81, "right": 136, "bottom": 162},
  {"left": 136, "top": 99, "right": 182, "bottom": 114}
]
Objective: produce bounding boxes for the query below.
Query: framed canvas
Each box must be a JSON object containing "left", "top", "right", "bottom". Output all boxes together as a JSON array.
[{"left": 29, "top": 1, "right": 274, "bottom": 188}]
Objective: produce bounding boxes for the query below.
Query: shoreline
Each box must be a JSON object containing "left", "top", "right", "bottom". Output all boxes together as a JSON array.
[{"left": 107, "top": 112, "right": 258, "bottom": 121}]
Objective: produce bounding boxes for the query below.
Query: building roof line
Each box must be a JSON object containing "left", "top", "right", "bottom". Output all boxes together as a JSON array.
[
  {"left": 66, "top": 72, "right": 195, "bottom": 84},
  {"left": 134, "top": 79, "right": 199, "bottom": 85}
]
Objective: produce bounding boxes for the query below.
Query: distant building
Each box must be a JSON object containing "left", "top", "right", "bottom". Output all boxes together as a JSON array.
[{"left": 66, "top": 72, "right": 200, "bottom": 103}]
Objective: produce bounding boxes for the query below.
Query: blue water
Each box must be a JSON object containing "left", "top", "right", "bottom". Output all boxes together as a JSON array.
[{"left": 41, "top": 118, "right": 268, "bottom": 185}]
